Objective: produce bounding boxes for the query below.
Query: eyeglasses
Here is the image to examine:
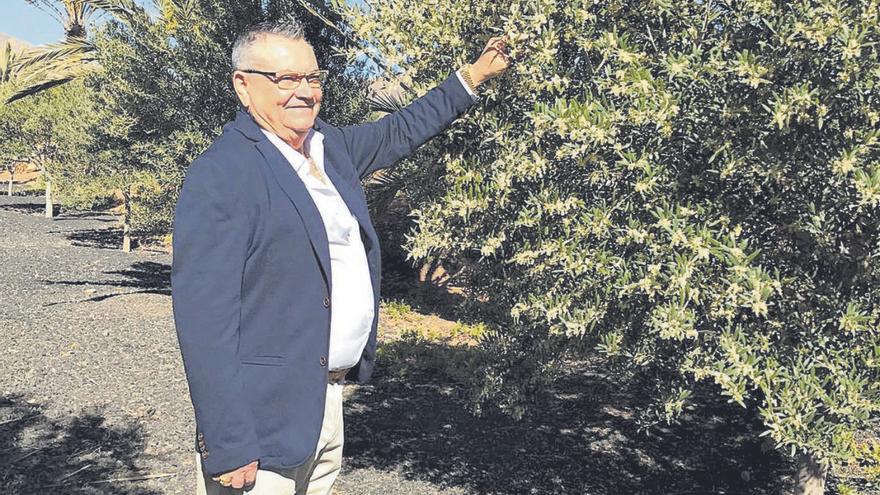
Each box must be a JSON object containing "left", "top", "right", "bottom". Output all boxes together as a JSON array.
[{"left": 239, "top": 69, "right": 329, "bottom": 90}]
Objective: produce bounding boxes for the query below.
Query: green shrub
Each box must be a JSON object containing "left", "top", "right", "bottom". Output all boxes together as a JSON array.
[
  {"left": 336, "top": 0, "right": 880, "bottom": 480},
  {"left": 381, "top": 299, "right": 416, "bottom": 319}
]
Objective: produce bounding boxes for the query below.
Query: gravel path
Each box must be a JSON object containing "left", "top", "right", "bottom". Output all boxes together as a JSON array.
[
  {"left": 2, "top": 195, "right": 823, "bottom": 495},
  {"left": 0, "top": 196, "right": 459, "bottom": 495}
]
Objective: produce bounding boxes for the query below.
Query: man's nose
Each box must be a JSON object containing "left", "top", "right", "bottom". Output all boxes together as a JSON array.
[{"left": 293, "top": 80, "right": 316, "bottom": 99}]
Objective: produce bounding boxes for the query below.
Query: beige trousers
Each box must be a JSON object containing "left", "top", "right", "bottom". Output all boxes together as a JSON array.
[{"left": 195, "top": 382, "right": 345, "bottom": 495}]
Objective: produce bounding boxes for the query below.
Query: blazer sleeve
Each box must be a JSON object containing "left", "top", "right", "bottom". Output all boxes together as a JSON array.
[
  {"left": 340, "top": 71, "right": 478, "bottom": 178},
  {"left": 171, "top": 156, "right": 261, "bottom": 476}
]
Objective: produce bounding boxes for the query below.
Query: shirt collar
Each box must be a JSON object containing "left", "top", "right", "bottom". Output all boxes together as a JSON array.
[{"left": 261, "top": 128, "right": 325, "bottom": 174}]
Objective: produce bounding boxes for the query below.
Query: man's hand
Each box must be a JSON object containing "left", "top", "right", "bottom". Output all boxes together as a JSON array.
[
  {"left": 469, "top": 36, "right": 511, "bottom": 86},
  {"left": 213, "top": 460, "right": 258, "bottom": 489}
]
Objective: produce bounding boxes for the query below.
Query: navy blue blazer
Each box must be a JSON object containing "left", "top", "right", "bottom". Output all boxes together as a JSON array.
[{"left": 171, "top": 73, "right": 476, "bottom": 475}]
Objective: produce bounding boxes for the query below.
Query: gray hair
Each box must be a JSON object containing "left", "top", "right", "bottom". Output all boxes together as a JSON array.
[{"left": 231, "top": 17, "right": 308, "bottom": 70}]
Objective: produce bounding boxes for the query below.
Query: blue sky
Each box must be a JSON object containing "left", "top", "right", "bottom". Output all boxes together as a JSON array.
[
  {"left": 0, "top": 2, "right": 63, "bottom": 45},
  {"left": 1, "top": 1, "right": 364, "bottom": 46},
  {"left": 0, "top": 1, "right": 153, "bottom": 45}
]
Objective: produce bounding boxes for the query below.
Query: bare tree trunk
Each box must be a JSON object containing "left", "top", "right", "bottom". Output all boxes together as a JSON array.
[
  {"left": 122, "top": 187, "right": 132, "bottom": 253},
  {"left": 7, "top": 168, "right": 13, "bottom": 196},
  {"left": 44, "top": 177, "right": 54, "bottom": 219},
  {"left": 418, "top": 256, "right": 450, "bottom": 287},
  {"left": 792, "top": 453, "right": 827, "bottom": 495}
]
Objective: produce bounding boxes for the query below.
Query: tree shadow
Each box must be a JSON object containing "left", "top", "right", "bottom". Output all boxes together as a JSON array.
[
  {"left": 0, "top": 197, "right": 115, "bottom": 223},
  {"left": 0, "top": 395, "right": 164, "bottom": 494},
  {"left": 54, "top": 211, "right": 117, "bottom": 223},
  {"left": 0, "top": 201, "right": 44, "bottom": 215},
  {"left": 61, "top": 227, "right": 125, "bottom": 250},
  {"left": 343, "top": 341, "right": 792, "bottom": 495},
  {"left": 4, "top": 187, "right": 43, "bottom": 197},
  {"left": 42, "top": 261, "right": 171, "bottom": 305}
]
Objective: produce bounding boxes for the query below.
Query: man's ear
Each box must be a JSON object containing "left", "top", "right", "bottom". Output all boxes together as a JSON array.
[{"left": 232, "top": 72, "right": 251, "bottom": 109}]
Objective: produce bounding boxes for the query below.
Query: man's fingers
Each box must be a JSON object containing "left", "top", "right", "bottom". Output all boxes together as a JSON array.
[
  {"left": 243, "top": 465, "right": 257, "bottom": 487},
  {"left": 212, "top": 470, "right": 244, "bottom": 489},
  {"left": 489, "top": 43, "right": 511, "bottom": 66},
  {"left": 230, "top": 470, "right": 246, "bottom": 489},
  {"left": 483, "top": 36, "right": 510, "bottom": 60},
  {"left": 244, "top": 462, "right": 257, "bottom": 485},
  {"left": 211, "top": 461, "right": 257, "bottom": 488},
  {"left": 482, "top": 36, "right": 504, "bottom": 54}
]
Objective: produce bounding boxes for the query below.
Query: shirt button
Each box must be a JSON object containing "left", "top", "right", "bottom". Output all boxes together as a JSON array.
[
  {"left": 323, "top": 297, "right": 330, "bottom": 308},
  {"left": 319, "top": 356, "right": 327, "bottom": 367}
]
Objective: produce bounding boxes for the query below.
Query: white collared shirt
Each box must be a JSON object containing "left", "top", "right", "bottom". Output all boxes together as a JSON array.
[
  {"left": 259, "top": 71, "right": 476, "bottom": 369},
  {"left": 262, "top": 128, "right": 375, "bottom": 371}
]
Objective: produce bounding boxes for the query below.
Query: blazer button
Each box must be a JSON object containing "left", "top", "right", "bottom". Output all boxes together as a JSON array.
[
  {"left": 319, "top": 356, "right": 327, "bottom": 367},
  {"left": 323, "top": 297, "right": 330, "bottom": 308}
]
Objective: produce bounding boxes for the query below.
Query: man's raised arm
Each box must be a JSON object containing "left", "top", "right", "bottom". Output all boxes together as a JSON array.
[{"left": 341, "top": 36, "right": 511, "bottom": 178}]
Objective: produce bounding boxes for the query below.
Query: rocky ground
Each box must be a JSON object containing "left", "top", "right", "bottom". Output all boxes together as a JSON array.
[
  {"left": 0, "top": 196, "right": 464, "bottom": 495},
  {"left": 0, "top": 195, "right": 860, "bottom": 495}
]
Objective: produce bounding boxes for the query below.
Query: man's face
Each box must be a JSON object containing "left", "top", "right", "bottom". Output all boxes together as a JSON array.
[{"left": 233, "top": 36, "right": 322, "bottom": 136}]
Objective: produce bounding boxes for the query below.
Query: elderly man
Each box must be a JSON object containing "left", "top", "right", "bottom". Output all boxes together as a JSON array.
[{"left": 171, "top": 16, "right": 508, "bottom": 495}]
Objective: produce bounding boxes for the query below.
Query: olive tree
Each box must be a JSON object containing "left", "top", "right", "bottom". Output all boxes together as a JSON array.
[
  {"left": 336, "top": 0, "right": 880, "bottom": 492},
  {"left": 0, "top": 81, "right": 91, "bottom": 217}
]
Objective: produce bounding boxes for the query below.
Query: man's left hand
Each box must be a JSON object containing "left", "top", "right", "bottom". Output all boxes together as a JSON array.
[
  {"left": 469, "top": 36, "right": 511, "bottom": 86},
  {"left": 213, "top": 460, "right": 258, "bottom": 489}
]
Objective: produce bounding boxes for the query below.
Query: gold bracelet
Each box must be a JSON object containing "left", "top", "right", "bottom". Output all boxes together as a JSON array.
[{"left": 460, "top": 65, "right": 479, "bottom": 94}]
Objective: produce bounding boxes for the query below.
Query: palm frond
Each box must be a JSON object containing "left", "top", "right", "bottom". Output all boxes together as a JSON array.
[
  {"left": 6, "top": 77, "right": 75, "bottom": 103},
  {"left": 367, "top": 88, "right": 410, "bottom": 114},
  {"left": 24, "top": 0, "right": 66, "bottom": 26},
  {"left": 0, "top": 42, "right": 23, "bottom": 84},
  {"left": 4, "top": 1, "right": 139, "bottom": 102},
  {"left": 156, "top": 0, "right": 199, "bottom": 31},
  {"left": 365, "top": 166, "right": 408, "bottom": 212},
  {"left": 363, "top": 87, "right": 418, "bottom": 210},
  {"left": 84, "top": 0, "right": 141, "bottom": 24},
  {"left": 6, "top": 37, "right": 96, "bottom": 102},
  {"left": 64, "top": 1, "right": 98, "bottom": 37},
  {"left": 16, "top": 37, "right": 95, "bottom": 71}
]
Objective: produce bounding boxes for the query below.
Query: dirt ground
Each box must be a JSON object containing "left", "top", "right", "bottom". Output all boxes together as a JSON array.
[{"left": 0, "top": 195, "right": 869, "bottom": 495}]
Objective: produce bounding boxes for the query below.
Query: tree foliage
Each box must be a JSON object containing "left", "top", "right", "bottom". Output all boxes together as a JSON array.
[
  {"left": 336, "top": 0, "right": 880, "bottom": 473},
  {"left": 85, "top": 0, "right": 371, "bottom": 237},
  {"left": 0, "top": 80, "right": 91, "bottom": 191}
]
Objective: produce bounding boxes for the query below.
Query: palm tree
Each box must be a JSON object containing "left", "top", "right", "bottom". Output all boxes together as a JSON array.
[
  {"left": 9, "top": 0, "right": 139, "bottom": 102},
  {"left": 26, "top": 0, "right": 98, "bottom": 38}
]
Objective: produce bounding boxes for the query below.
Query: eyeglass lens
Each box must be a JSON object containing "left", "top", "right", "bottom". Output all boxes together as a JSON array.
[{"left": 276, "top": 72, "right": 325, "bottom": 89}]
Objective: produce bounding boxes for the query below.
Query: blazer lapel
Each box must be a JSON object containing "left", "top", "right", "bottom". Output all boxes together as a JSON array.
[
  {"left": 323, "top": 160, "right": 366, "bottom": 220},
  {"left": 257, "top": 141, "right": 332, "bottom": 289},
  {"left": 231, "top": 111, "right": 332, "bottom": 289}
]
